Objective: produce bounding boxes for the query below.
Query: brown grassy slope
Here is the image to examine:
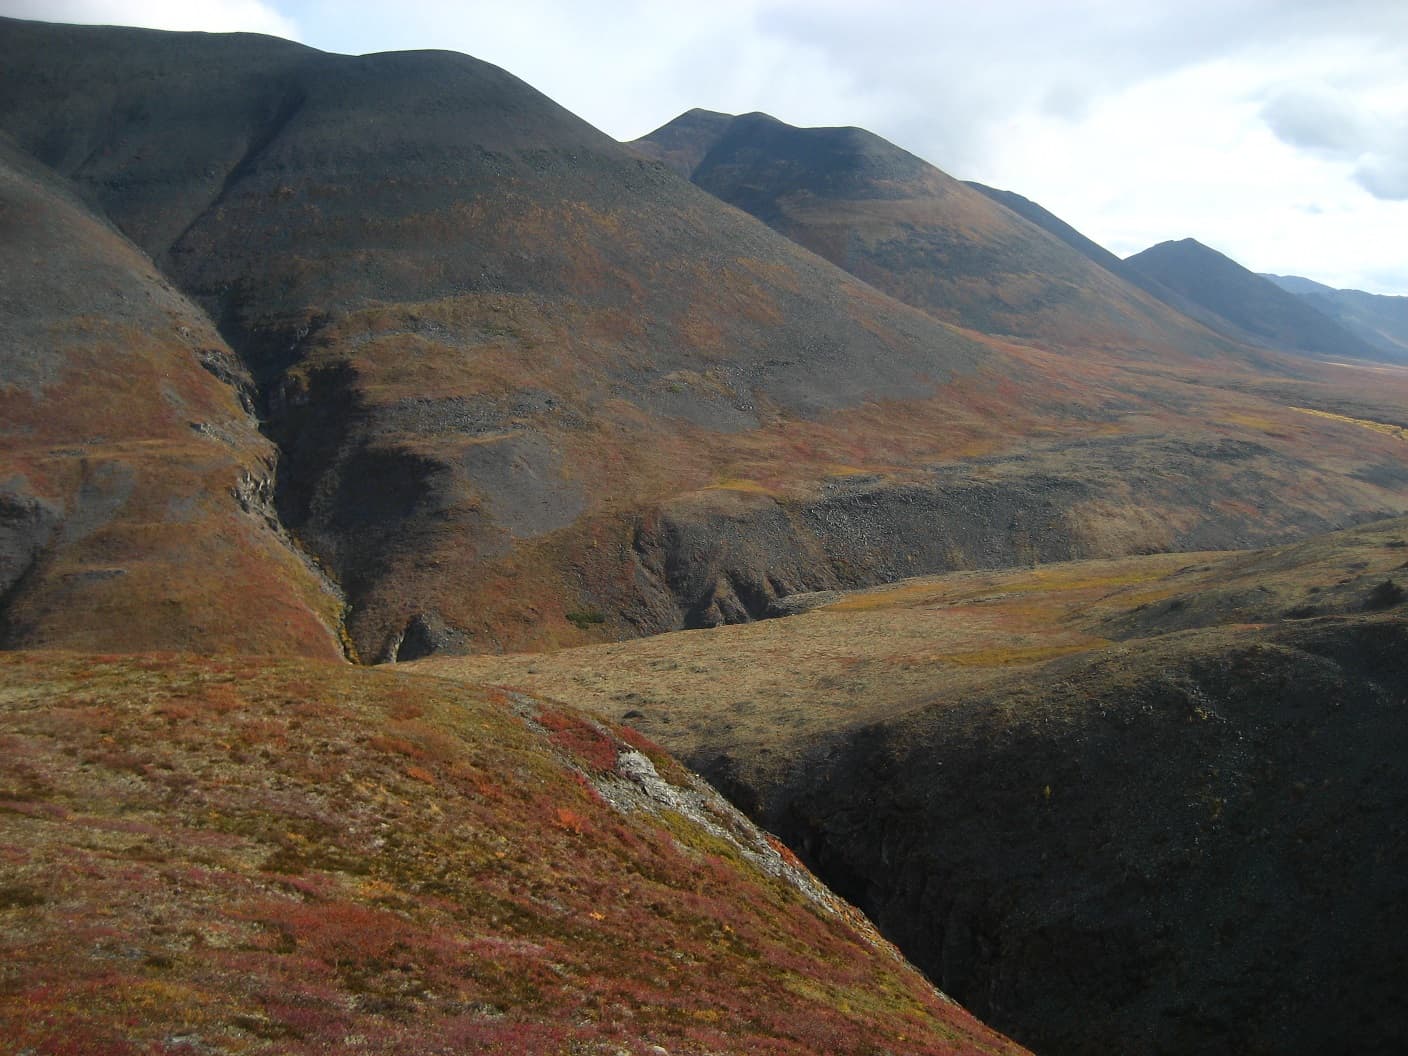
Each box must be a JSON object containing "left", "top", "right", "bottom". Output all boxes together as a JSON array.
[
  {"left": 418, "top": 514, "right": 1408, "bottom": 773},
  {"left": 0, "top": 138, "right": 342, "bottom": 658},
  {"left": 0, "top": 651, "right": 1028, "bottom": 1056},
  {"left": 417, "top": 519, "right": 1408, "bottom": 1054}
]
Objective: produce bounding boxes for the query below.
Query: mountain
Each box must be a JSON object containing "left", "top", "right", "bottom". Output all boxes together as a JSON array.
[
  {"left": 5, "top": 21, "right": 1407, "bottom": 664},
  {"left": 0, "top": 17, "right": 1004, "bottom": 658},
  {"left": 1125, "top": 239, "right": 1385, "bottom": 362},
  {"left": 965, "top": 181, "right": 1281, "bottom": 339},
  {"left": 425, "top": 516, "right": 1408, "bottom": 1054},
  {"left": 1263, "top": 274, "right": 1408, "bottom": 362},
  {"left": 633, "top": 110, "right": 1240, "bottom": 359}
]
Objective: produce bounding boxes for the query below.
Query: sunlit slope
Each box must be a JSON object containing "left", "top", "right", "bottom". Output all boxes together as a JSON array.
[
  {"left": 0, "top": 137, "right": 342, "bottom": 657},
  {"left": 0, "top": 651, "right": 1029, "bottom": 1055}
]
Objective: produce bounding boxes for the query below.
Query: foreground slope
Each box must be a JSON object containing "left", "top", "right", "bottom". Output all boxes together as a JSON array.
[
  {"left": 422, "top": 518, "right": 1408, "bottom": 1054},
  {"left": 0, "top": 651, "right": 1027, "bottom": 1056},
  {"left": 0, "top": 135, "right": 342, "bottom": 657}
]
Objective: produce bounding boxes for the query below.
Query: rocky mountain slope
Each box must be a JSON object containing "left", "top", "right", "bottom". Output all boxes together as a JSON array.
[
  {"left": 1263, "top": 274, "right": 1408, "bottom": 362},
  {"left": 0, "top": 134, "right": 343, "bottom": 657},
  {"left": 424, "top": 517, "right": 1408, "bottom": 1055}
]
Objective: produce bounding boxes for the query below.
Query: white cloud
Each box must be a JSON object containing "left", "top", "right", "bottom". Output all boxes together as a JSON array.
[{"left": 0, "top": 0, "right": 299, "bottom": 39}]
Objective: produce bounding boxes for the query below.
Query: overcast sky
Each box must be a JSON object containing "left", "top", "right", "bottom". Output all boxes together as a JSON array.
[{"left": 7, "top": 0, "right": 1406, "bottom": 293}]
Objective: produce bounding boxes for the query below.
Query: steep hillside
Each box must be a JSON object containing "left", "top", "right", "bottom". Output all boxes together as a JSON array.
[
  {"left": 1263, "top": 274, "right": 1408, "bottom": 362},
  {"left": 1125, "top": 239, "right": 1383, "bottom": 362},
  {"left": 0, "top": 135, "right": 342, "bottom": 657},
  {"left": 423, "top": 518, "right": 1408, "bottom": 1054},
  {"left": 0, "top": 650, "right": 1028, "bottom": 1055},
  {"left": 633, "top": 110, "right": 1236, "bottom": 358}
]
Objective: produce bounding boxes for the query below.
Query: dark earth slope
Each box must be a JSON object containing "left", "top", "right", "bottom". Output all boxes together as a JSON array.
[
  {"left": 1126, "top": 239, "right": 1384, "bottom": 362},
  {"left": 0, "top": 134, "right": 343, "bottom": 656}
]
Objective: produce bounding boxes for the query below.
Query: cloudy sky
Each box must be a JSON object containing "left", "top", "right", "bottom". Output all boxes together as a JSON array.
[{"left": 7, "top": 0, "right": 1406, "bottom": 293}]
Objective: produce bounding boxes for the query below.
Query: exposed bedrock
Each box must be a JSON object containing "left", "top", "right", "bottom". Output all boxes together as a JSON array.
[{"left": 625, "top": 435, "right": 1390, "bottom": 637}]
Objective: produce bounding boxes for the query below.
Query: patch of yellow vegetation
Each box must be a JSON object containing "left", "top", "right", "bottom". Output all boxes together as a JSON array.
[
  {"left": 707, "top": 478, "right": 777, "bottom": 495},
  {"left": 1222, "top": 412, "right": 1284, "bottom": 433},
  {"left": 942, "top": 641, "right": 1108, "bottom": 667},
  {"left": 829, "top": 562, "right": 1178, "bottom": 613},
  {"left": 1292, "top": 406, "right": 1408, "bottom": 441}
]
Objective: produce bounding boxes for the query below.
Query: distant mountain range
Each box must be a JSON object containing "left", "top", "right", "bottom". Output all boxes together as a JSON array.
[
  {"left": 1263, "top": 273, "right": 1408, "bottom": 360},
  {"left": 1124, "top": 238, "right": 1386, "bottom": 362}
]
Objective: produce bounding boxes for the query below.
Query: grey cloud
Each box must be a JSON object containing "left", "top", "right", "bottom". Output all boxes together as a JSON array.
[
  {"left": 1261, "top": 89, "right": 1371, "bottom": 158},
  {"left": 1355, "top": 154, "right": 1408, "bottom": 201},
  {"left": 1260, "top": 86, "right": 1408, "bottom": 202},
  {"left": 747, "top": 0, "right": 1408, "bottom": 173}
]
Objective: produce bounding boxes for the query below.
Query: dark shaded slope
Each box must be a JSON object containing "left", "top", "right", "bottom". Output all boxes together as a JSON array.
[
  {"left": 776, "top": 613, "right": 1408, "bottom": 1056},
  {"left": 0, "top": 134, "right": 342, "bottom": 656},
  {"left": 1126, "top": 239, "right": 1383, "bottom": 362},
  {"left": 635, "top": 110, "right": 1238, "bottom": 358},
  {"left": 1263, "top": 274, "right": 1408, "bottom": 362}
]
